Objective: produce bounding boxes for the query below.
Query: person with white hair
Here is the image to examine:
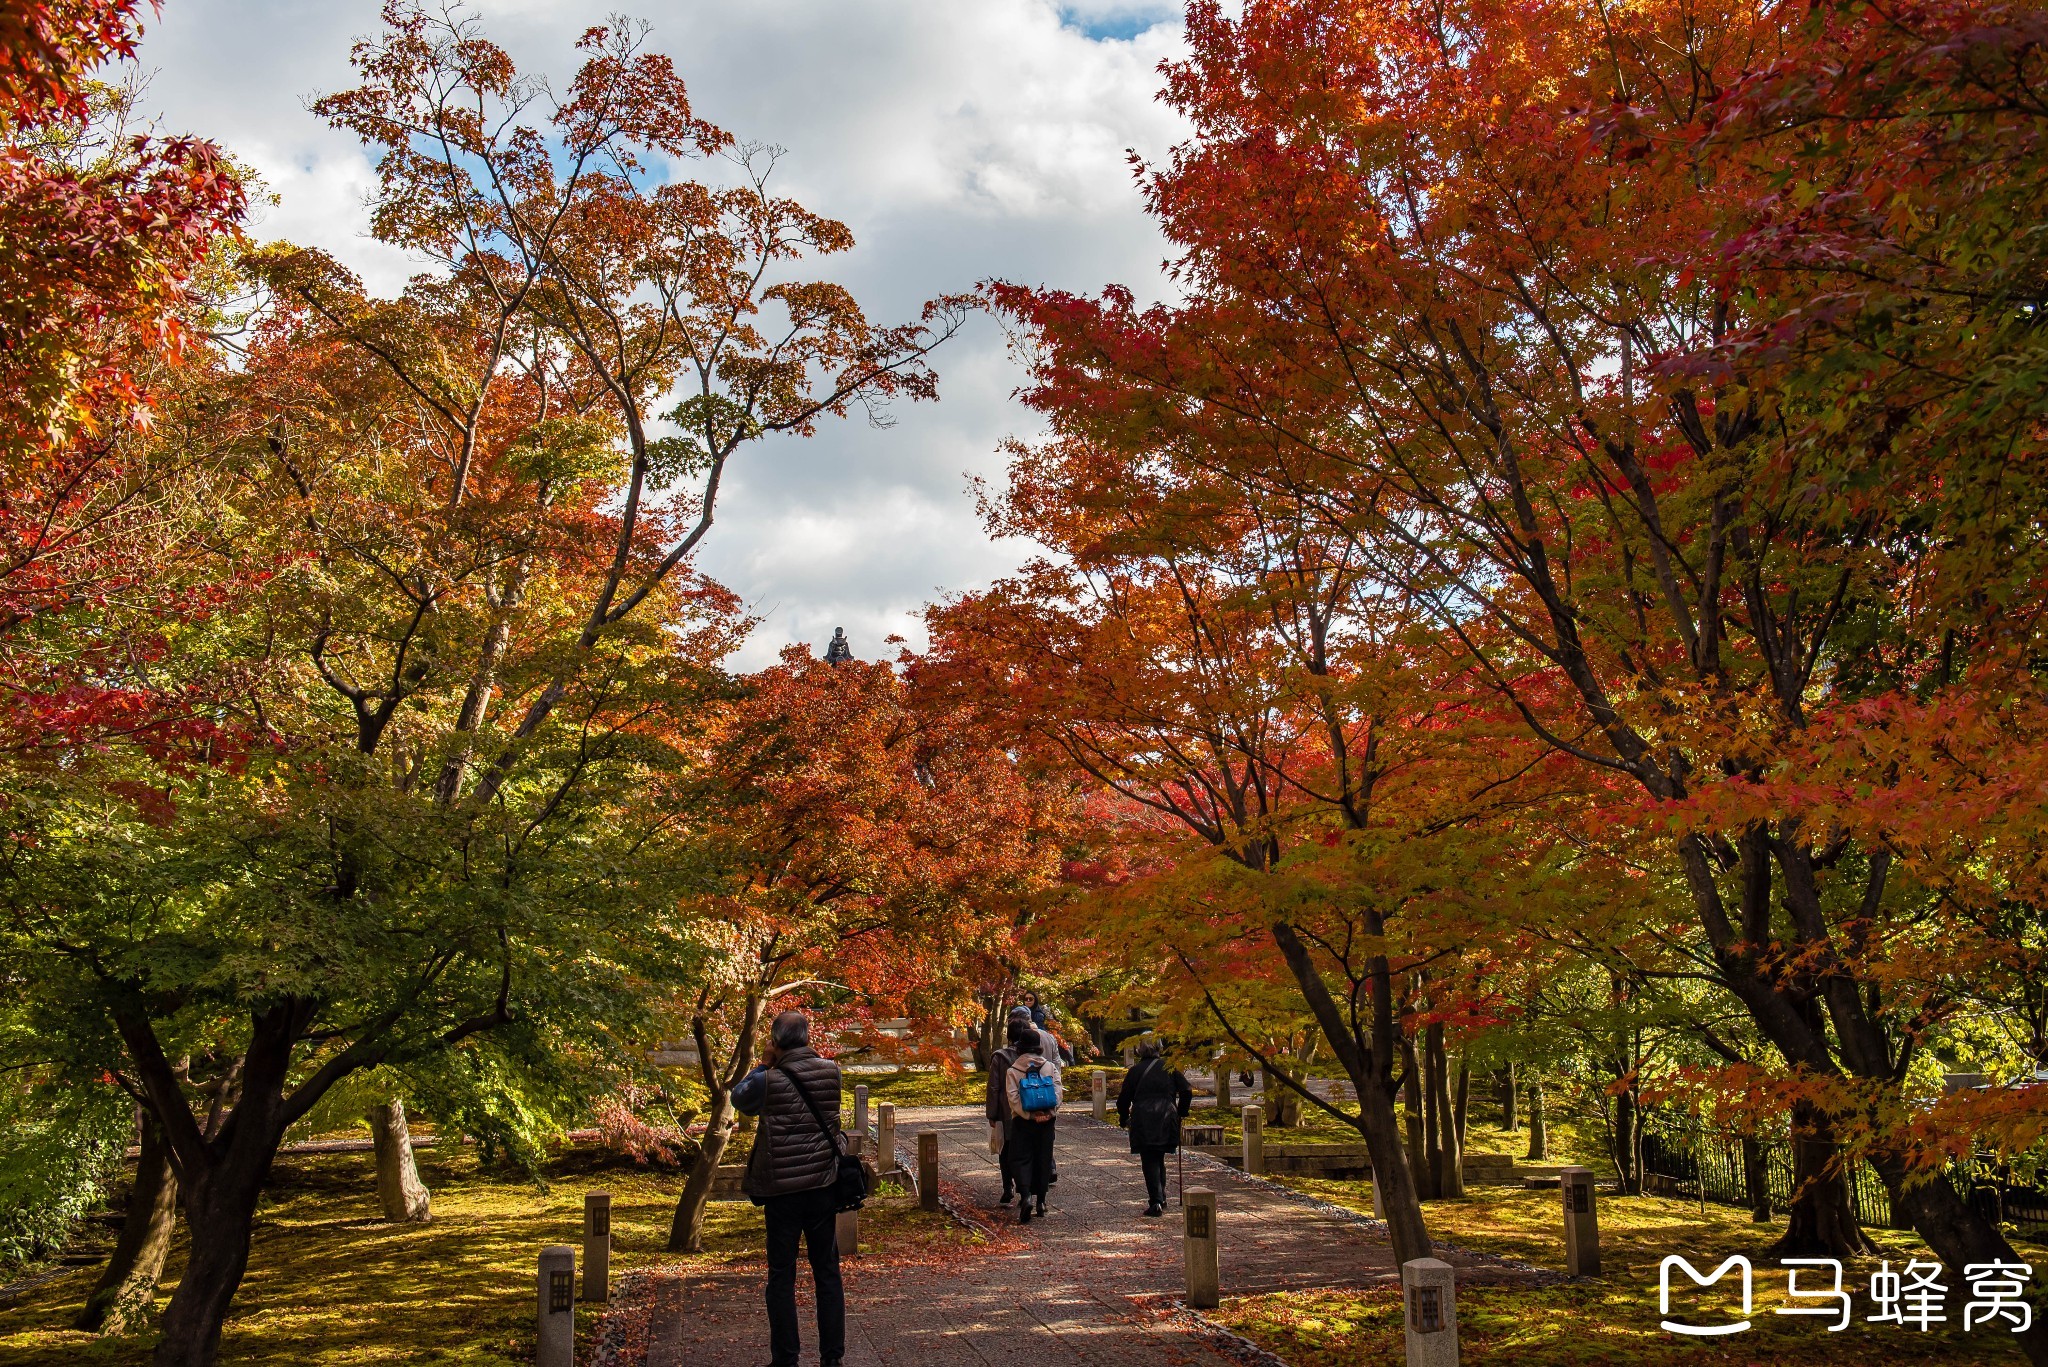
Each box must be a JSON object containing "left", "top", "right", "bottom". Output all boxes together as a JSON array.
[{"left": 733, "top": 1010, "right": 846, "bottom": 1367}]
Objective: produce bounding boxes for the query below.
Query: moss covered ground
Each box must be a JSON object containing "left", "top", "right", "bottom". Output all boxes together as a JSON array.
[
  {"left": 5, "top": 1089, "right": 2037, "bottom": 1366},
  {"left": 841, "top": 1066, "right": 987, "bottom": 1109},
  {"left": 0, "top": 1143, "right": 951, "bottom": 1366}
]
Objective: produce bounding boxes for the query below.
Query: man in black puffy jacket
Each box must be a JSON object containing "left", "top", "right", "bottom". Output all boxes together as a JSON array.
[
  {"left": 1116, "top": 1039, "right": 1194, "bottom": 1217},
  {"left": 734, "top": 1010, "right": 845, "bottom": 1367}
]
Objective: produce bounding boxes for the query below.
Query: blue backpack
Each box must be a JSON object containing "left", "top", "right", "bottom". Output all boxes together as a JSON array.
[{"left": 1017, "top": 1061, "right": 1060, "bottom": 1114}]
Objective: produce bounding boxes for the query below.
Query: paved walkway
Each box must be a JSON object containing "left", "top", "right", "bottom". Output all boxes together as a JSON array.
[{"left": 605, "top": 1106, "right": 1542, "bottom": 1367}]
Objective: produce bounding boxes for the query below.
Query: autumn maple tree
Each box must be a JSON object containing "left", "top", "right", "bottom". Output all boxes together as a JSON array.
[
  {"left": 923, "top": 414, "right": 1575, "bottom": 1266},
  {"left": 0, "top": 6, "right": 966, "bottom": 1365},
  {"left": 981, "top": 0, "right": 2048, "bottom": 1345},
  {"left": 659, "top": 648, "right": 1062, "bottom": 1252}
]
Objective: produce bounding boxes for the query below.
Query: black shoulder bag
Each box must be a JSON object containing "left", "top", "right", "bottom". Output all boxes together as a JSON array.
[{"left": 776, "top": 1064, "right": 869, "bottom": 1212}]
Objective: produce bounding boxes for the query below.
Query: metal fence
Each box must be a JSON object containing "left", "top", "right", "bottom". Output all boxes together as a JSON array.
[{"left": 1640, "top": 1121, "right": 2048, "bottom": 1236}]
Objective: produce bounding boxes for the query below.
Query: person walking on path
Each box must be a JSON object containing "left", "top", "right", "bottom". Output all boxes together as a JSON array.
[
  {"left": 733, "top": 1010, "right": 847, "bottom": 1367},
  {"left": 1116, "top": 1040, "right": 1194, "bottom": 1217},
  {"left": 1021, "top": 992, "right": 1079, "bottom": 1064},
  {"left": 1004, "top": 1026, "right": 1062, "bottom": 1223},
  {"left": 985, "top": 1007, "right": 1033, "bottom": 1204}
]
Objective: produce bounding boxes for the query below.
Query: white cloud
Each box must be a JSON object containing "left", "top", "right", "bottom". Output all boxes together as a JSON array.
[{"left": 132, "top": 0, "right": 1188, "bottom": 667}]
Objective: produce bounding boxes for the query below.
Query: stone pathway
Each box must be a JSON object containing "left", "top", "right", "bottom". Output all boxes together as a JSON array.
[{"left": 608, "top": 1106, "right": 1545, "bottom": 1366}]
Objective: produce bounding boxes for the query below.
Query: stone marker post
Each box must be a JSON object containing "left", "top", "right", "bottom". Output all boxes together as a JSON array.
[
  {"left": 1242, "top": 1103, "right": 1266, "bottom": 1177},
  {"left": 1561, "top": 1165, "right": 1600, "bottom": 1276},
  {"left": 853, "top": 1083, "right": 870, "bottom": 1137},
  {"left": 876, "top": 1103, "right": 898, "bottom": 1178},
  {"left": 836, "top": 1206, "right": 860, "bottom": 1258},
  {"left": 536, "top": 1245, "right": 575, "bottom": 1367},
  {"left": 918, "top": 1130, "right": 941, "bottom": 1212},
  {"left": 1401, "top": 1257, "right": 1458, "bottom": 1367},
  {"left": 581, "top": 1192, "right": 610, "bottom": 1302},
  {"left": 1183, "top": 1188, "right": 1220, "bottom": 1309},
  {"left": 1217, "top": 1068, "right": 1232, "bottom": 1110},
  {"left": 1092, "top": 1070, "right": 1108, "bottom": 1122}
]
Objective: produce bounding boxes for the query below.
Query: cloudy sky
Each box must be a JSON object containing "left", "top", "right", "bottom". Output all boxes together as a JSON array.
[{"left": 130, "top": 0, "right": 1190, "bottom": 667}]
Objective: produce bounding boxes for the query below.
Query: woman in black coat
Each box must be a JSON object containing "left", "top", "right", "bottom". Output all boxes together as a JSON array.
[{"left": 1115, "top": 1040, "right": 1194, "bottom": 1217}]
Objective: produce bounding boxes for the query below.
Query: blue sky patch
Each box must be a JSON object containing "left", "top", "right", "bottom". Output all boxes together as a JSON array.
[{"left": 1058, "top": 4, "right": 1177, "bottom": 42}]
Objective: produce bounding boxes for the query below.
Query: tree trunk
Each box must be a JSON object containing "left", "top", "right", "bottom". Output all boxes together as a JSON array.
[
  {"left": 1422, "top": 1023, "right": 1446, "bottom": 1199},
  {"left": 368, "top": 1100, "right": 430, "bottom": 1222},
  {"left": 1264, "top": 1033, "right": 1314, "bottom": 1127},
  {"left": 1403, "top": 1032, "right": 1434, "bottom": 1198},
  {"left": 1769, "top": 1101, "right": 1876, "bottom": 1258},
  {"left": 1440, "top": 1058, "right": 1468, "bottom": 1198},
  {"left": 1500, "top": 1062, "right": 1517, "bottom": 1132},
  {"left": 1525, "top": 1079, "right": 1548, "bottom": 1161},
  {"left": 1612, "top": 1080, "right": 1642, "bottom": 1196},
  {"left": 1877, "top": 1146, "right": 2048, "bottom": 1366},
  {"left": 1353, "top": 1066, "right": 1432, "bottom": 1265},
  {"left": 1255, "top": 916, "right": 1433, "bottom": 1266},
  {"left": 154, "top": 1148, "right": 270, "bottom": 1367},
  {"left": 667, "top": 991, "right": 764, "bottom": 1253},
  {"left": 135, "top": 1000, "right": 310, "bottom": 1367},
  {"left": 1741, "top": 1135, "right": 1772, "bottom": 1223},
  {"left": 76, "top": 1116, "right": 178, "bottom": 1335},
  {"left": 1433, "top": 1049, "right": 1466, "bottom": 1196},
  {"left": 667, "top": 1089, "right": 735, "bottom": 1254},
  {"left": 971, "top": 996, "right": 1000, "bottom": 1071}
]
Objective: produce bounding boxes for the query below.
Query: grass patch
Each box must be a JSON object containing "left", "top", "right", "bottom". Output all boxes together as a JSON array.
[
  {"left": 1281, "top": 1180, "right": 1949, "bottom": 1272},
  {"left": 843, "top": 1068, "right": 986, "bottom": 1109},
  {"left": 0, "top": 1143, "right": 962, "bottom": 1365}
]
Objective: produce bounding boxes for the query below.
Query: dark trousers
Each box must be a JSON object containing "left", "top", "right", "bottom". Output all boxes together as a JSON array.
[
  {"left": 1140, "top": 1147, "right": 1169, "bottom": 1207},
  {"left": 1000, "top": 1125, "right": 1020, "bottom": 1193},
  {"left": 764, "top": 1185, "right": 844, "bottom": 1366},
  {"left": 1002, "top": 1123, "right": 1057, "bottom": 1191},
  {"left": 1011, "top": 1115, "right": 1056, "bottom": 1199}
]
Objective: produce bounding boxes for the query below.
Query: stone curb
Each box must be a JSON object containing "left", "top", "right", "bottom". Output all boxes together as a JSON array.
[
  {"left": 1155, "top": 1299, "right": 1295, "bottom": 1367},
  {"left": 589, "top": 1268, "right": 656, "bottom": 1367}
]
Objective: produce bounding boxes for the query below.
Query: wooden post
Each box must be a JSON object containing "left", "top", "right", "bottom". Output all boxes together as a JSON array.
[
  {"left": 1242, "top": 1103, "right": 1265, "bottom": 1177},
  {"left": 876, "top": 1102, "right": 897, "bottom": 1177},
  {"left": 918, "top": 1130, "right": 941, "bottom": 1212},
  {"left": 1092, "top": 1070, "right": 1107, "bottom": 1122},
  {"left": 581, "top": 1192, "right": 610, "bottom": 1302},
  {"left": 1401, "top": 1257, "right": 1458, "bottom": 1367},
  {"left": 1183, "top": 1188, "right": 1220, "bottom": 1308},
  {"left": 836, "top": 1207, "right": 859, "bottom": 1258},
  {"left": 536, "top": 1245, "right": 575, "bottom": 1367},
  {"left": 1561, "top": 1166, "right": 1601, "bottom": 1276},
  {"left": 1371, "top": 1171, "right": 1387, "bottom": 1220},
  {"left": 1217, "top": 1066, "right": 1232, "bottom": 1110},
  {"left": 853, "top": 1083, "right": 870, "bottom": 1136}
]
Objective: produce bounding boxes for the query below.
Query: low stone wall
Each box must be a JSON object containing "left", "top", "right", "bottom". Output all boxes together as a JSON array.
[{"left": 1183, "top": 1141, "right": 1522, "bottom": 1185}]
